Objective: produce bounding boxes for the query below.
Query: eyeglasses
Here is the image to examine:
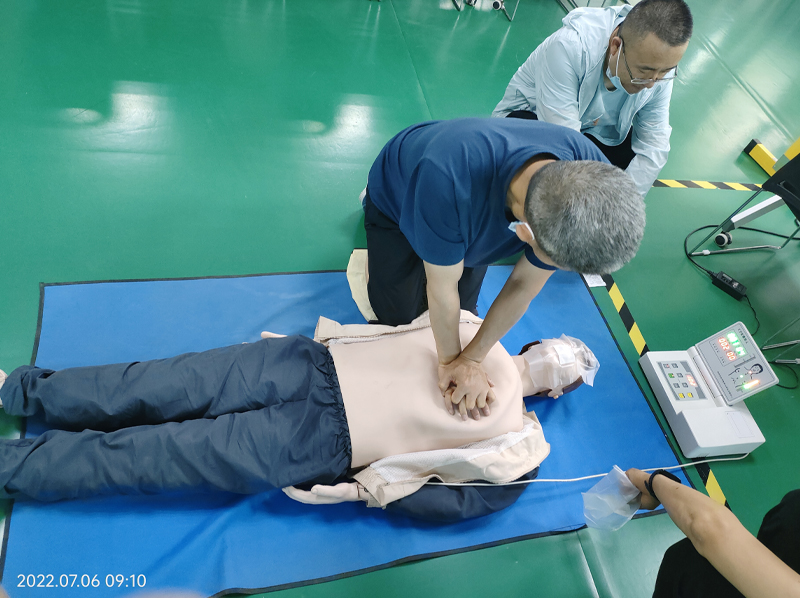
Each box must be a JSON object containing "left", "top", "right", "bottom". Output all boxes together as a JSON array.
[{"left": 619, "top": 37, "right": 678, "bottom": 85}]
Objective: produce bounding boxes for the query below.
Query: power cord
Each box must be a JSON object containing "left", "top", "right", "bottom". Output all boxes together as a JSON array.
[
  {"left": 772, "top": 363, "right": 799, "bottom": 390},
  {"left": 428, "top": 453, "right": 751, "bottom": 487},
  {"left": 684, "top": 226, "right": 761, "bottom": 334}
]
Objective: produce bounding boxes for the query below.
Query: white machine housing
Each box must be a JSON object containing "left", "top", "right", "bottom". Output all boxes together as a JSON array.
[{"left": 639, "top": 322, "right": 777, "bottom": 458}]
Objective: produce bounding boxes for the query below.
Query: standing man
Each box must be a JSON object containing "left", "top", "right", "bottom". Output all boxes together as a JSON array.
[
  {"left": 363, "top": 117, "right": 645, "bottom": 416},
  {"left": 492, "top": 0, "right": 693, "bottom": 197}
]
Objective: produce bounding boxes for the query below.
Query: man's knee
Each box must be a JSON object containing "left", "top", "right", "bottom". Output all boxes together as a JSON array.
[{"left": 367, "top": 283, "right": 425, "bottom": 326}]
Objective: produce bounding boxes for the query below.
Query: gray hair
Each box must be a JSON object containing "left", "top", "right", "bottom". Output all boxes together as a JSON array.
[
  {"left": 524, "top": 161, "right": 645, "bottom": 275},
  {"left": 621, "top": 0, "right": 693, "bottom": 47}
]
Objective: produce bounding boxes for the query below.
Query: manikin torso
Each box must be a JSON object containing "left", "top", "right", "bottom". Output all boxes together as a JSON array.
[{"left": 330, "top": 323, "right": 524, "bottom": 468}]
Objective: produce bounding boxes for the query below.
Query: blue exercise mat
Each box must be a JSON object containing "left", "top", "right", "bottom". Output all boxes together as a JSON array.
[{"left": 2, "top": 268, "right": 685, "bottom": 597}]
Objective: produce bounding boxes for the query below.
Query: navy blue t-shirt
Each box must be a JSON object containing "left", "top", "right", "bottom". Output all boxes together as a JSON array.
[{"left": 367, "top": 118, "right": 609, "bottom": 268}]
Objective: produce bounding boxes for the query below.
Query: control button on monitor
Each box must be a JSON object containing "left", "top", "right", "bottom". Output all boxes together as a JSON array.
[
  {"left": 673, "top": 383, "right": 680, "bottom": 389},
  {"left": 682, "top": 383, "right": 688, "bottom": 387},
  {"left": 668, "top": 373, "right": 675, "bottom": 378},
  {"left": 678, "top": 393, "right": 685, "bottom": 398},
  {"left": 664, "top": 363, "right": 670, "bottom": 368},
  {"left": 672, "top": 363, "right": 678, "bottom": 368},
  {"left": 687, "top": 393, "right": 693, "bottom": 398},
  {"left": 677, "top": 373, "right": 683, "bottom": 378}
]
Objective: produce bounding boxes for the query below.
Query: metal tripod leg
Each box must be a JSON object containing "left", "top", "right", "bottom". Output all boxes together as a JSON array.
[{"left": 495, "top": 0, "right": 521, "bottom": 21}]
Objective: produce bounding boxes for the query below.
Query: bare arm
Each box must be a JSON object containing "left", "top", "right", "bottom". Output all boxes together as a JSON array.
[
  {"left": 460, "top": 255, "right": 554, "bottom": 365},
  {"left": 627, "top": 469, "right": 800, "bottom": 598},
  {"left": 424, "top": 260, "right": 494, "bottom": 419},
  {"left": 426, "top": 255, "right": 554, "bottom": 417},
  {"left": 424, "top": 261, "right": 464, "bottom": 365}
]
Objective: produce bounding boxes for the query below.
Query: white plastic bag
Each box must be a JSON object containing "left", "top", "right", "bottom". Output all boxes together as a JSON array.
[
  {"left": 582, "top": 465, "right": 642, "bottom": 531},
  {"left": 522, "top": 335, "right": 600, "bottom": 395}
]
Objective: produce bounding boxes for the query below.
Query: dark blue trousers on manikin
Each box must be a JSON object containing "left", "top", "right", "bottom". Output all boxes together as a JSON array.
[{"left": 0, "top": 336, "right": 352, "bottom": 502}]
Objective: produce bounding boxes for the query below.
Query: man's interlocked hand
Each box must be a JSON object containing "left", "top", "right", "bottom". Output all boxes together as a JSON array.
[{"left": 438, "top": 355, "right": 495, "bottom": 421}]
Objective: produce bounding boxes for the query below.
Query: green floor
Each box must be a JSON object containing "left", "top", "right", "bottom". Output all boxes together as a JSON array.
[{"left": 1, "top": 0, "right": 799, "bottom": 596}]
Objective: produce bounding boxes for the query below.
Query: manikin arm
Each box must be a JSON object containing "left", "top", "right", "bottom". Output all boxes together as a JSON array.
[
  {"left": 626, "top": 469, "right": 800, "bottom": 598},
  {"left": 282, "top": 483, "right": 366, "bottom": 505},
  {"left": 384, "top": 468, "right": 539, "bottom": 522},
  {"left": 282, "top": 470, "right": 540, "bottom": 521}
]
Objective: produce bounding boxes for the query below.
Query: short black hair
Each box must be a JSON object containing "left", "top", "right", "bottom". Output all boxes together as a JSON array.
[{"left": 621, "top": 0, "right": 693, "bottom": 47}]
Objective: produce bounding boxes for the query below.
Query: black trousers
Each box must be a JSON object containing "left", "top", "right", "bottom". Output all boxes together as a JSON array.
[
  {"left": 363, "top": 190, "right": 488, "bottom": 326},
  {"left": 653, "top": 490, "right": 800, "bottom": 597},
  {"left": 506, "top": 110, "right": 635, "bottom": 170}
]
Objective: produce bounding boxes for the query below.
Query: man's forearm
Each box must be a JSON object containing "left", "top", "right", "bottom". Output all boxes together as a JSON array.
[
  {"left": 426, "top": 279, "right": 464, "bottom": 365},
  {"left": 461, "top": 258, "right": 549, "bottom": 362},
  {"left": 460, "top": 281, "right": 531, "bottom": 362}
]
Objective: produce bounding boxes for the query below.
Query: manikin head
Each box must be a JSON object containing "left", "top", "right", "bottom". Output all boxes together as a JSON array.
[
  {"left": 606, "top": 0, "right": 693, "bottom": 95},
  {"left": 513, "top": 335, "right": 600, "bottom": 399}
]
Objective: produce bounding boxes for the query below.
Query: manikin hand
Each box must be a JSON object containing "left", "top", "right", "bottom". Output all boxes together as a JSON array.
[
  {"left": 438, "top": 356, "right": 496, "bottom": 421},
  {"left": 260, "top": 331, "right": 287, "bottom": 339},
  {"left": 282, "top": 482, "right": 366, "bottom": 505}
]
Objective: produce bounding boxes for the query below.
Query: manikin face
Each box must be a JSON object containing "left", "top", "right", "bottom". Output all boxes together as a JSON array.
[{"left": 607, "top": 31, "right": 688, "bottom": 94}]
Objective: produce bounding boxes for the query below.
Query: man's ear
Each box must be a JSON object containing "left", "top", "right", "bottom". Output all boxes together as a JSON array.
[
  {"left": 608, "top": 32, "right": 622, "bottom": 56},
  {"left": 514, "top": 222, "right": 534, "bottom": 244}
]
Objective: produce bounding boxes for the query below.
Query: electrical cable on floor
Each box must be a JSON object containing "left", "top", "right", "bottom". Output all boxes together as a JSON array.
[
  {"left": 772, "top": 363, "right": 799, "bottom": 390},
  {"left": 743, "top": 295, "right": 761, "bottom": 334},
  {"left": 684, "top": 225, "right": 718, "bottom": 276},
  {"left": 737, "top": 223, "right": 800, "bottom": 241},
  {"left": 428, "top": 453, "right": 751, "bottom": 487},
  {"left": 684, "top": 225, "right": 763, "bottom": 334}
]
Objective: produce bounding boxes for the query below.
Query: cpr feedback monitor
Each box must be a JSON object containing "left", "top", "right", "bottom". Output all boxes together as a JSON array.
[{"left": 639, "top": 322, "right": 778, "bottom": 458}]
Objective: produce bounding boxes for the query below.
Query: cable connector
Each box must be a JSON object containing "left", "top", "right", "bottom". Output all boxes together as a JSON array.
[{"left": 711, "top": 271, "right": 747, "bottom": 300}]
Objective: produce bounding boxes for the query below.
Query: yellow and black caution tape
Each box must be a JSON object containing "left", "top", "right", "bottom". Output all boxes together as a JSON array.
[
  {"left": 600, "top": 273, "right": 729, "bottom": 507},
  {"left": 696, "top": 467, "right": 729, "bottom": 507},
  {"left": 601, "top": 274, "right": 648, "bottom": 356},
  {"left": 653, "top": 179, "right": 761, "bottom": 191}
]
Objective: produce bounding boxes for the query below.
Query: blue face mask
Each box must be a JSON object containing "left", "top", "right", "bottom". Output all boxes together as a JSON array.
[
  {"left": 606, "top": 48, "right": 633, "bottom": 96},
  {"left": 508, "top": 221, "right": 534, "bottom": 240}
]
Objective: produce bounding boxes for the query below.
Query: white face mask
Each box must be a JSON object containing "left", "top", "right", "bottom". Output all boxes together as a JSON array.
[
  {"left": 606, "top": 47, "right": 634, "bottom": 96},
  {"left": 508, "top": 221, "right": 534, "bottom": 239}
]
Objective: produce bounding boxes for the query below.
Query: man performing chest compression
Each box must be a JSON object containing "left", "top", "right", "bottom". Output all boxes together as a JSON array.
[{"left": 363, "top": 117, "right": 644, "bottom": 419}]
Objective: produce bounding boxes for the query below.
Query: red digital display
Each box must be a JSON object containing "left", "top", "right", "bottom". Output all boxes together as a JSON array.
[
  {"left": 686, "top": 374, "right": 698, "bottom": 387},
  {"left": 718, "top": 337, "right": 740, "bottom": 361}
]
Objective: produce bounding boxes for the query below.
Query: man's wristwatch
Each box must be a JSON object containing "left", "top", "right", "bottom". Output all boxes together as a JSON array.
[{"left": 644, "top": 469, "right": 681, "bottom": 502}]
